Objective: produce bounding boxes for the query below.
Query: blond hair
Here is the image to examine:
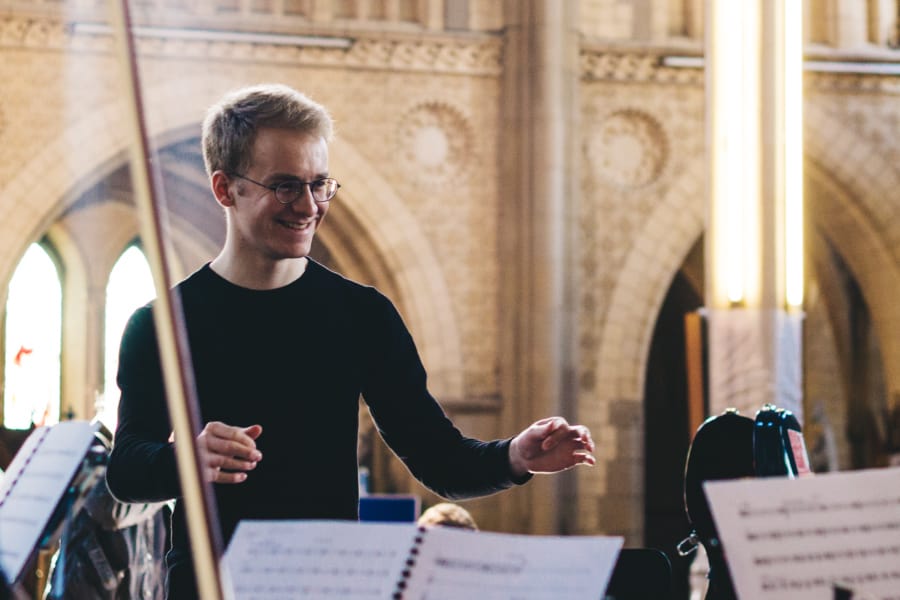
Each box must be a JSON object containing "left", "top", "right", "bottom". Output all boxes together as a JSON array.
[
  {"left": 201, "top": 83, "right": 334, "bottom": 176},
  {"left": 417, "top": 503, "right": 478, "bottom": 530}
]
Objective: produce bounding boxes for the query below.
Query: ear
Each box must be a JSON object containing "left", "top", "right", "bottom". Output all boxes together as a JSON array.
[{"left": 211, "top": 171, "right": 234, "bottom": 208}]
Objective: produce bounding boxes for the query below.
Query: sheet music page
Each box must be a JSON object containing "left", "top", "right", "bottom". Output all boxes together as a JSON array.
[
  {"left": 400, "top": 527, "right": 623, "bottom": 600},
  {"left": 704, "top": 467, "right": 900, "bottom": 600},
  {"left": 0, "top": 420, "right": 98, "bottom": 582},
  {"left": 224, "top": 520, "right": 417, "bottom": 599}
]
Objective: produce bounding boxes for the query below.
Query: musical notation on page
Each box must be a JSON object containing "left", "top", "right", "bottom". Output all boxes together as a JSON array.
[
  {"left": 224, "top": 520, "right": 413, "bottom": 600},
  {"left": 704, "top": 467, "right": 900, "bottom": 600},
  {"left": 224, "top": 519, "right": 624, "bottom": 600},
  {"left": 401, "top": 526, "right": 623, "bottom": 600}
]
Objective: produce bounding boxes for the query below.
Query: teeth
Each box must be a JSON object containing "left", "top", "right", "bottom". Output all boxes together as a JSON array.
[{"left": 281, "top": 221, "right": 310, "bottom": 230}]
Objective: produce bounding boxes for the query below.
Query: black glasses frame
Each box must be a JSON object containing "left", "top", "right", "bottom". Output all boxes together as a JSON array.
[{"left": 230, "top": 172, "right": 340, "bottom": 204}]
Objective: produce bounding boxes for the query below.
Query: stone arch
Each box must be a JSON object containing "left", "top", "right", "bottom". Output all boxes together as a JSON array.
[
  {"left": 584, "top": 99, "right": 900, "bottom": 420},
  {"left": 322, "top": 137, "right": 465, "bottom": 400},
  {"left": 806, "top": 159, "right": 900, "bottom": 401},
  {"left": 804, "top": 102, "right": 900, "bottom": 401},
  {"left": 804, "top": 102, "right": 900, "bottom": 258},
  {"left": 0, "top": 75, "right": 465, "bottom": 400},
  {"left": 579, "top": 99, "right": 900, "bottom": 540},
  {"left": 578, "top": 158, "right": 706, "bottom": 540},
  {"left": 598, "top": 161, "right": 706, "bottom": 406}
]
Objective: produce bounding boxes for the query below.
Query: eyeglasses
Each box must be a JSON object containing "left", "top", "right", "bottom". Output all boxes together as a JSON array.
[{"left": 230, "top": 173, "right": 340, "bottom": 204}]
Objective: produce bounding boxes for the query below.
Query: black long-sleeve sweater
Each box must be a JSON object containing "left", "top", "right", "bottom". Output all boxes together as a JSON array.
[{"left": 106, "top": 261, "right": 526, "bottom": 595}]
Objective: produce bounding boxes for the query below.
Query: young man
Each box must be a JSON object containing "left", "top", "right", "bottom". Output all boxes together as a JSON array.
[{"left": 106, "top": 83, "right": 595, "bottom": 598}]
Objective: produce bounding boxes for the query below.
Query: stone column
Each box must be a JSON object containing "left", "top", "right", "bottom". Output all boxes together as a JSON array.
[
  {"left": 833, "top": 0, "right": 868, "bottom": 48},
  {"left": 498, "top": 0, "right": 580, "bottom": 534}
]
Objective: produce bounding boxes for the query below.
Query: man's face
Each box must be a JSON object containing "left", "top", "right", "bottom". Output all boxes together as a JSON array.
[{"left": 227, "top": 127, "right": 330, "bottom": 263}]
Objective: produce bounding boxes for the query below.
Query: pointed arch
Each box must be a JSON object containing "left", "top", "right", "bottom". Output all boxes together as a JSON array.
[
  {"left": 0, "top": 74, "right": 465, "bottom": 401},
  {"left": 99, "top": 243, "right": 156, "bottom": 430},
  {"left": 3, "top": 242, "right": 63, "bottom": 427},
  {"left": 579, "top": 160, "right": 706, "bottom": 541},
  {"left": 804, "top": 102, "right": 900, "bottom": 401},
  {"left": 805, "top": 160, "right": 900, "bottom": 401}
]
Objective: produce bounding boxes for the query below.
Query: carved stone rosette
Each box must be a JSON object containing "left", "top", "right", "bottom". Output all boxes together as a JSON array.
[
  {"left": 586, "top": 109, "right": 669, "bottom": 190},
  {"left": 396, "top": 101, "right": 472, "bottom": 187}
]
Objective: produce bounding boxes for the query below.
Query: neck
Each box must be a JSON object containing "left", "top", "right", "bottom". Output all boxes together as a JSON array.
[{"left": 209, "top": 252, "right": 309, "bottom": 290}]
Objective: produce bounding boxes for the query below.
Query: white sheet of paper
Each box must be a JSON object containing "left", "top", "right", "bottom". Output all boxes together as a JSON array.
[
  {"left": 0, "top": 420, "right": 98, "bottom": 582},
  {"left": 224, "top": 520, "right": 416, "bottom": 600},
  {"left": 225, "top": 520, "right": 624, "bottom": 600},
  {"left": 401, "top": 526, "right": 623, "bottom": 600},
  {"left": 704, "top": 467, "right": 900, "bottom": 600}
]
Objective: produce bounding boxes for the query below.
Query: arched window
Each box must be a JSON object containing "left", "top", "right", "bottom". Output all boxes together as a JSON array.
[
  {"left": 99, "top": 245, "right": 156, "bottom": 430},
  {"left": 3, "top": 243, "right": 63, "bottom": 428}
]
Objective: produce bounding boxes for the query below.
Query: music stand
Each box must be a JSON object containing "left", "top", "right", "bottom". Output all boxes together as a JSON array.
[{"left": 605, "top": 548, "right": 672, "bottom": 599}]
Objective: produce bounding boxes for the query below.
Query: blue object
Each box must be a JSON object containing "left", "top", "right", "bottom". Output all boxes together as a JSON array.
[{"left": 358, "top": 495, "right": 420, "bottom": 523}]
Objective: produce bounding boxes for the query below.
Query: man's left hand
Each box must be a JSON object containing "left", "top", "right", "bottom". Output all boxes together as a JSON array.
[{"left": 509, "top": 417, "right": 596, "bottom": 478}]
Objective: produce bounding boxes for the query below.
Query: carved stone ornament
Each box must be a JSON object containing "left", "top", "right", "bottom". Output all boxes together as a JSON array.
[
  {"left": 580, "top": 49, "right": 704, "bottom": 87},
  {"left": 587, "top": 109, "right": 668, "bottom": 189},
  {"left": 397, "top": 102, "right": 472, "bottom": 185},
  {"left": 0, "top": 15, "right": 501, "bottom": 76}
]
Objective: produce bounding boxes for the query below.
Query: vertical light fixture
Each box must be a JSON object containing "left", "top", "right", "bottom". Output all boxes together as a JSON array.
[
  {"left": 707, "top": 0, "right": 762, "bottom": 308},
  {"left": 708, "top": 0, "right": 802, "bottom": 309},
  {"left": 704, "top": 0, "right": 806, "bottom": 418},
  {"left": 783, "top": 0, "right": 804, "bottom": 309}
]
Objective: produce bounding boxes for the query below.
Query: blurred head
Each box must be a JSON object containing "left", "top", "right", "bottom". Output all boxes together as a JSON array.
[
  {"left": 202, "top": 83, "right": 334, "bottom": 177},
  {"left": 417, "top": 503, "right": 478, "bottom": 530}
]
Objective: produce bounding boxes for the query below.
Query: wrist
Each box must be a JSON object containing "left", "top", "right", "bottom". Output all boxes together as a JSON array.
[{"left": 508, "top": 435, "right": 531, "bottom": 478}]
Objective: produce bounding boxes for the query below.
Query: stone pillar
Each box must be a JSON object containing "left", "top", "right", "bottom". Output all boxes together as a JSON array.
[
  {"left": 423, "top": 0, "right": 444, "bottom": 29},
  {"left": 498, "top": 0, "right": 580, "bottom": 534},
  {"left": 869, "top": 0, "right": 898, "bottom": 45},
  {"left": 834, "top": 0, "right": 868, "bottom": 48},
  {"left": 311, "top": 0, "right": 334, "bottom": 23}
]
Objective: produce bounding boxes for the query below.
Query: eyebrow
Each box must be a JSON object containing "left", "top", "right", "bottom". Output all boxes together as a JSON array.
[{"left": 267, "top": 171, "right": 330, "bottom": 182}]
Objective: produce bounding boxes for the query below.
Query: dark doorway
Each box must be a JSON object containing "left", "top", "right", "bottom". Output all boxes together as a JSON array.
[{"left": 644, "top": 270, "right": 702, "bottom": 600}]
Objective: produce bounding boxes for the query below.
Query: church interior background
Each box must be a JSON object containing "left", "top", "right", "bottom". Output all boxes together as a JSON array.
[{"left": 1, "top": 1, "right": 899, "bottom": 597}]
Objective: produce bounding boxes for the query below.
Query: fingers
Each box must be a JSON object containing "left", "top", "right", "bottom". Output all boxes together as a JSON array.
[
  {"left": 204, "top": 433, "right": 263, "bottom": 462},
  {"left": 557, "top": 432, "right": 596, "bottom": 466},
  {"left": 204, "top": 422, "right": 262, "bottom": 453},
  {"left": 243, "top": 424, "right": 263, "bottom": 440},
  {"left": 575, "top": 425, "right": 595, "bottom": 453},
  {"left": 538, "top": 419, "right": 594, "bottom": 452},
  {"left": 531, "top": 416, "right": 560, "bottom": 428},
  {"left": 537, "top": 421, "right": 596, "bottom": 469},
  {"left": 532, "top": 417, "right": 566, "bottom": 448},
  {"left": 206, "top": 452, "right": 260, "bottom": 472},
  {"left": 198, "top": 421, "right": 263, "bottom": 485},
  {"left": 550, "top": 441, "right": 596, "bottom": 471},
  {"left": 209, "top": 468, "right": 251, "bottom": 484},
  {"left": 577, "top": 451, "right": 597, "bottom": 466}
]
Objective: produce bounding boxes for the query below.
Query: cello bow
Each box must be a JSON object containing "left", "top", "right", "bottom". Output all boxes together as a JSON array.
[{"left": 106, "top": 0, "right": 228, "bottom": 597}]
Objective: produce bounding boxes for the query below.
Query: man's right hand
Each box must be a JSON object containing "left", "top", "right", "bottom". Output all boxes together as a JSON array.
[{"left": 195, "top": 421, "right": 263, "bottom": 484}]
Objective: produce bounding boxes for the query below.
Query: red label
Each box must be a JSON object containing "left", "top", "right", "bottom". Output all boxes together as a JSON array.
[{"left": 788, "top": 429, "right": 812, "bottom": 476}]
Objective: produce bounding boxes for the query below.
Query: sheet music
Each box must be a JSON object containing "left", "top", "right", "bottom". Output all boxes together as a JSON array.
[
  {"left": 704, "top": 467, "right": 900, "bottom": 600},
  {"left": 225, "top": 520, "right": 624, "bottom": 600},
  {"left": 834, "top": 585, "right": 879, "bottom": 600},
  {"left": 0, "top": 420, "right": 99, "bottom": 582},
  {"left": 401, "top": 527, "right": 623, "bottom": 600},
  {"left": 224, "top": 520, "right": 416, "bottom": 599}
]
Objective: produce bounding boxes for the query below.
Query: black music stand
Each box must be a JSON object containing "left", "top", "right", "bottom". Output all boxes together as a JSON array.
[{"left": 605, "top": 548, "right": 672, "bottom": 599}]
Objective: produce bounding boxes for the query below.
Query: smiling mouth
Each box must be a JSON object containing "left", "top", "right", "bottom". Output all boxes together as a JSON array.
[{"left": 279, "top": 220, "right": 314, "bottom": 231}]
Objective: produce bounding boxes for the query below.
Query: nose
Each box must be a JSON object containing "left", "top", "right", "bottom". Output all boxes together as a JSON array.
[{"left": 289, "top": 184, "right": 319, "bottom": 215}]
